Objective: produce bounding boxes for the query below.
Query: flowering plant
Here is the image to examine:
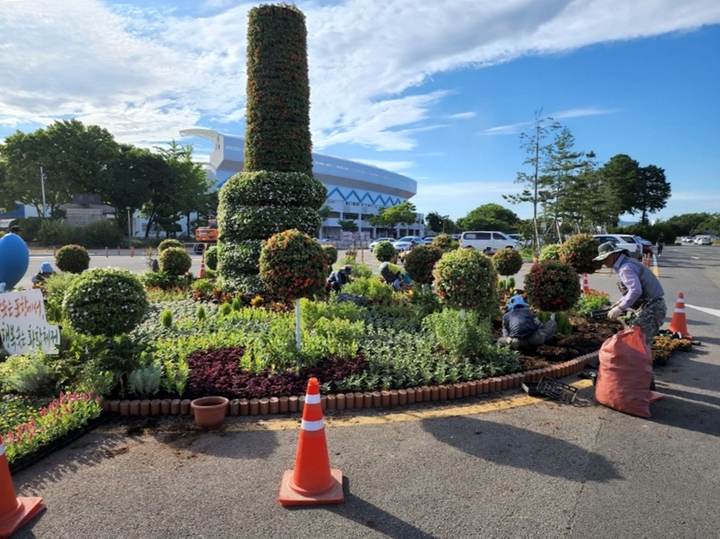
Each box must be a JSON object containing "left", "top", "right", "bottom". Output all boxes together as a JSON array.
[
  {"left": 524, "top": 259, "right": 581, "bottom": 312},
  {"left": 63, "top": 267, "right": 149, "bottom": 337},
  {"left": 558, "top": 233, "right": 600, "bottom": 275},
  {"left": 404, "top": 244, "right": 443, "bottom": 284},
  {"left": 219, "top": 171, "right": 326, "bottom": 209},
  {"left": 258, "top": 229, "right": 327, "bottom": 300},
  {"left": 431, "top": 234, "right": 456, "bottom": 251},
  {"left": 221, "top": 205, "right": 322, "bottom": 240},
  {"left": 3, "top": 392, "right": 102, "bottom": 464},
  {"left": 217, "top": 240, "right": 263, "bottom": 277},
  {"left": 433, "top": 248, "right": 498, "bottom": 314},
  {"left": 492, "top": 248, "right": 523, "bottom": 277}
]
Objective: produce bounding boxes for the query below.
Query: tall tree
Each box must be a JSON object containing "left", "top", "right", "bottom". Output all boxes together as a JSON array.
[
  {"left": 503, "top": 110, "right": 560, "bottom": 248},
  {"left": 635, "top": 165, "right": 671, "bottom": 225},
  {"left": 600, "top": 154, "right": 671, "bottom": 225}
]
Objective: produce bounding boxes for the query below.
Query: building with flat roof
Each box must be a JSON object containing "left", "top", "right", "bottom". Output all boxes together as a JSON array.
[{"left": 180, "top": 128, "right": 424, "bottom": 239}]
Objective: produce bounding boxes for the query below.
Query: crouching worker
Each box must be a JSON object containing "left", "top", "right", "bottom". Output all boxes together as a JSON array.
[
  {"left": 379, "top": 257, "right": 410, "bottom": 291},
  {"left": 497, "top": 294, "right": 557, "bottom": 350},
  {"left": 327, "top": 265, "right": 353, "bottom": 292},
  {"left": 32, "top": 261, "right": 55, "bottom": 286}
]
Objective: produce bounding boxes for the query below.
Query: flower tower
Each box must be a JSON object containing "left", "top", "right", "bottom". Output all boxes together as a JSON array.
[{"left": 217, "top": 4, "right": 327, "bottom": 294}]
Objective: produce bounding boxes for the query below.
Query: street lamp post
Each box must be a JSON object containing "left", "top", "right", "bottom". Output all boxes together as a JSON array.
[{"left": 126, "top": 207, "right": 132, "bottom": 250}]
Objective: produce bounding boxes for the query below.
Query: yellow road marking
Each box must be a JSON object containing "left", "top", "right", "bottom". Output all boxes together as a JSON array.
[{"left": 221, "top": 379, "right": 595, "bottom": 432}]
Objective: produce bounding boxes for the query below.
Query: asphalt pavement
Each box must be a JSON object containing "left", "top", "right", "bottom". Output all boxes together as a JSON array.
[{"left": 10, "top": 243, "right": 720, "bottom": 539}]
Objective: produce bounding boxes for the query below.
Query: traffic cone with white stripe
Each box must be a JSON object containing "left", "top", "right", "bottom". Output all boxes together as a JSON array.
[
  {"left": 668, "top": 292, "right": 692, "bottom": 340},
  {"left": 582, "top": 273, "right": 590, "bottom": 293},
  {"left": 279, "top": 378, "right": 344, "bottom": 506},
  {"left": 0, "top": 435, "right": 45, "bottom": 537}
]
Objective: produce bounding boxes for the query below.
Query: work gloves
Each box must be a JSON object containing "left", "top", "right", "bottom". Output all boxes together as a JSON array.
[{"left": 607, "top": 306, "right": 624, "bottom": 320}]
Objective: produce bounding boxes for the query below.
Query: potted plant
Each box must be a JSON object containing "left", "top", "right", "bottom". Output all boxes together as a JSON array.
[{"left": 190, "top": 396, "right": 229, "bottom": 429}]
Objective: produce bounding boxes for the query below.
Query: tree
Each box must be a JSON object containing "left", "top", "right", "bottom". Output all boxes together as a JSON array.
[
  {"left": 368, "top": 202, "right": 417, "bottom": 235},
  {"left": 338, "top": 219, "right": 358, "bottom": 232},
  {"left": 600, "top": 154, "right": 671, "bottom": 225},
  {"left": 153, "top": 141, "right": 213, "bottom": 237},
  {"left": 665, "top": 213, "right": 714, "bottom": 236},
  {"left": 503, "top": 110, "right": 559, "bottom": 248},
  {"left": 425, "top": 211, "right": 448, "bottom": 233},
  {"left": 635, "top": 165, "right": 671, "bottom": 225},
  {"left": 456, "top": 203, "right": 519, "bottom": 232},
  {"left": 0, "top": 120, "right": 121, "bottom": 217},
  {"left": 542, "top": 127, "right": 588, "bottom": 236}
]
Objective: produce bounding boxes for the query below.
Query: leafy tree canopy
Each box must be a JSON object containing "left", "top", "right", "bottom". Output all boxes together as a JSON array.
[{"left": 456, "top": 203, "right": 519, "bottom": 232}]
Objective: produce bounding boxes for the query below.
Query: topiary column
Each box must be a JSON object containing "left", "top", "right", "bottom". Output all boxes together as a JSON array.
[{"left": 217, "top": 4, "right": 327, "bottom": 294}]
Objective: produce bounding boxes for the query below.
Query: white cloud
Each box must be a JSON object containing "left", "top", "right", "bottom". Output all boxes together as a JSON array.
[
  {"left": 447, "top": 112, "right": 477, "bottom": 119},
  {"left": 1, "top": 0, "right": 719, "bottom": 150}
]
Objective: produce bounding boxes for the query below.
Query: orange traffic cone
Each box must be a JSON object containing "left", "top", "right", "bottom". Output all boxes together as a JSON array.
[
  {"left": 199, "top": 254, "right": 206, "bottom": 279},
  {"left": 0, "top": 435, "right": 45, "bottom": 537},
  {"left": 668, "top": 292, "right": 692, "bottom": 340},
  {"left": 279, "top": 378, "right": 344, "bottom": 506},
  {"left": 582, "top": 273, "right": 590, "bottom": 293}
]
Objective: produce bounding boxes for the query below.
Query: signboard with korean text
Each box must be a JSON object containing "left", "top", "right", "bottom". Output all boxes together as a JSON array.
[{"left": 0, "top": 289, "right": 60, "bottom": 355}]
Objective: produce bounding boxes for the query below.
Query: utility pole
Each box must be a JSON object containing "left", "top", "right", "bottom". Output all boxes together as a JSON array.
[{"left": 40, "top": 167, "right": 47, "bottom": 218}]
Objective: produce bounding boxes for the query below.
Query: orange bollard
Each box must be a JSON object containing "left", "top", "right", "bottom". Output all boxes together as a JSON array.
[
  {"left": 668, "top": 292, "right": 692, "bottom": 340},
  {"left": 199, "top": 254, "right": 206, "bottom": 279},
  {"left": 0, "top": 435, "right": 45, "bottom": 537},
  {"left": 278, "top": 378, "right": 344, "bottom": 506},
  {"left": 130, "top": 246, "right": 135, "bottom": 258}
]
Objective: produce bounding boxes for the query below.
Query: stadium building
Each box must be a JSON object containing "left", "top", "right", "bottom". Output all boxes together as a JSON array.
[{"left": 180, "top": 129, "right": 424, "bottom": 239}]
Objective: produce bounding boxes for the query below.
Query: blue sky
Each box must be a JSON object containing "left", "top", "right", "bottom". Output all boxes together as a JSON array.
[{"left": 1, "top": 0, "right": 719, "bottom": 223}]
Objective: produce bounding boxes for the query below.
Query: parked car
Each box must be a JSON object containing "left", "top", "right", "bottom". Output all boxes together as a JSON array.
[
  {"left": 634, "top": 236, "right": 654, "bottom": 255},
  {"left": 592, "top": 234, "right": 642, "bottom": 260},
  {"left": 393, "top": 235, "right": 425, "bottom": 252},
  {"left": 369, "top": 237, "right": 395, "bottom": 250},
  {"left": 694, "top": 235, "right": 712, "bottom": 245},
  {"left": 459, "top": 231, "right": 520, "bottom": 252},
  {"left": 423, "top": 236, "right": 437, "bottom": 244},
  {"left": 681, "top": 236, "right": 695, "bottom": 243}
]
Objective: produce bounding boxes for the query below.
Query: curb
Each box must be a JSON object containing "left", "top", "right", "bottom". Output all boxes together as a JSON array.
[{"left": 101, "top": 352, "right": 599, "bottom": 418}]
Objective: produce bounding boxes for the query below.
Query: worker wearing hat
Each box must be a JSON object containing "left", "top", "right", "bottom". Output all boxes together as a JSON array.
[
  {"left": 593, "top": 241, "right": 666, "bottom": 347},
  {"left": 31, "top": 261, "right": 55, "bottom": 285},
  {"left": 327, "top": 264, "right": 353, "bottom": 292},
  {"left": 497, "top": 294, "right": 557, "bottom": 350}
]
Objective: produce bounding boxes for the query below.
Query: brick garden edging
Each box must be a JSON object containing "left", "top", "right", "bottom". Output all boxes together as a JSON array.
[{"left": 101, "top": 352, "right": 599, "bottom": 418}]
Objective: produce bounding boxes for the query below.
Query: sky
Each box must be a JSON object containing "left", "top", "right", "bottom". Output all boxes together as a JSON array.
[{"left": 1, "top": 0, "right": 719, "bottom": 223}]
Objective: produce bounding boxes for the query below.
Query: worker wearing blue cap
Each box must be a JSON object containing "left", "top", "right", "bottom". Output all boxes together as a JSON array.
[{"left": 497, "top": 294, "right": 557, "bottom": 350}]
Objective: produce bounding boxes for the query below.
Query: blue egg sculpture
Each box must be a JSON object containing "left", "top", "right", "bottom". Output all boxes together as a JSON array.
[{"left": 0, "top": 233, "right": 30, "bottom": 290}]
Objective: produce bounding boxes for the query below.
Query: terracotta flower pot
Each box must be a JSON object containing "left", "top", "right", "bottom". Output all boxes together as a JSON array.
[{"left": 190, "top": 396, "right": 229, "bottom": 429}]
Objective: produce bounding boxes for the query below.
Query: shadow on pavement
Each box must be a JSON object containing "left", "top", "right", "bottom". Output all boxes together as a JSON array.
[
  {"left": 322, "top": 479, "right": 438, "bottom": 539},
  {"left": 421, "top": 416, "right": 622, "bottom": 483},
  {"left": 648, "top": 394, "right": 720, "bottom": 437}
]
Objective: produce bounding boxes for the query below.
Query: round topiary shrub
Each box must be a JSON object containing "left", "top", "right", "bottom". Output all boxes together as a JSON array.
[
  {"left": 258, "top": 229, "right": 327, "bottom": 300},
  {"left": 558, "top": 233, "right": 600, "bottom": 275},
  {"left": 432, "top": 234, "right": 456, "bottom": 251},
  {"left": 322, "top": 244, "right": 338, "bottom": 271},
  {"left": 524, "top": 259, "right": 581, "bottom": 312},
  {"left": 433, "top": 248, "right": 498, "bottom": 313},
  {"left": 55, "top": 244, "right": 90, "bottom": 274},
  {"left": 159, "top": 246, "right": 192, "bottom": 276},
  {"left": 404, "top": 244, "right": 443, "bottom": 284},
  {"left": 204, "top": 245, "right": 218, "bottom": 270},
  {"left": 62, "top": 267, "right": 149, "bottom": 337},
  {"left": 158, "top": 239, "right": 184, "bottom": 253},
  {"left": 539, "top": 244, "right": 561, "bottom": 261},
  {"left": 492, "top": 247, "right": 524, "bottom": 277},
  {"left": 374, "top": 241, "right": 397, "bottom": 262}
]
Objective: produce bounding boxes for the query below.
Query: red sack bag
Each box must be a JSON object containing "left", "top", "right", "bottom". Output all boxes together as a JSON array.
[{"left": 595, "top": 325, "right": 654, "bottom": 418}]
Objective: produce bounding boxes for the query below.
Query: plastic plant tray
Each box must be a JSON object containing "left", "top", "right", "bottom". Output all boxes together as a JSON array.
[{"left": 536, "top": 377, "right": 578, "bottom": 404}]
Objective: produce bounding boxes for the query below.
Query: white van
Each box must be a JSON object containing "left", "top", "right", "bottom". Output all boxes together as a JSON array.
[
  {"left": 694, "top": 235, "right": 712, "bottom": 245},
  {"left": 459, "top": 231, "right": 519, "bottom": 252}
]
